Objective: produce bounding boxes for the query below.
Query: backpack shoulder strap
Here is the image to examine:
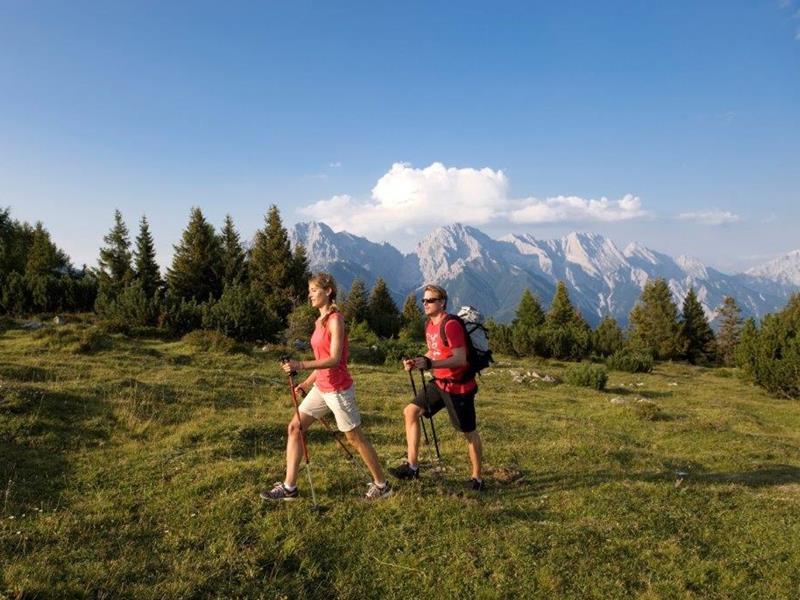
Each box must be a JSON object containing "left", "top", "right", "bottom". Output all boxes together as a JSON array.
[{"left": 439, "top": 313, "right": 467, "bottom": 348}]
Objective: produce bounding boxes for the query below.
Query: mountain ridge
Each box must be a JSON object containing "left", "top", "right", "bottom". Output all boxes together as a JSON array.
[{"left": 288, "top": 221, "right": 798, "bottom": 326}]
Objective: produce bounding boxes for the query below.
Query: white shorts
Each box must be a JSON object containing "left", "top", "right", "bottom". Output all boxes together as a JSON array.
[{"left": 298, "top": 384, "right": 361, "bottom": 432}]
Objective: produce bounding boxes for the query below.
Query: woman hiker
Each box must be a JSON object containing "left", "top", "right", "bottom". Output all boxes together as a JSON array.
[{"left": 261, "top": 272, "right": 393, "bottom": 501}]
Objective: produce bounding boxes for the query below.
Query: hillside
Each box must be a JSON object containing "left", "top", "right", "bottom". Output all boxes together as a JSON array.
[{"left": 2, "top": 321, "right": 800, "bottom": 598}]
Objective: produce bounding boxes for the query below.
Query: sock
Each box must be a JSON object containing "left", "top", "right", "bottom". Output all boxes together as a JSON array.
[
  {"left": 473, "top": 477, "right": 482, "bottom": 483},
  {"left": 408, "top": 463, "right": 418, "bottom": 471},
  {"left": 283, "top": 482, "right": 297, "bottom": 492},
  {"left": 376, "top": 481, "right": 388, "bottom": 489}
]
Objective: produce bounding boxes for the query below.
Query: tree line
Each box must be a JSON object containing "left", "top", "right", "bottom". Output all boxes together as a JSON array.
[{"left": 1, "top": 205, "right": 797, "bottom": 397}]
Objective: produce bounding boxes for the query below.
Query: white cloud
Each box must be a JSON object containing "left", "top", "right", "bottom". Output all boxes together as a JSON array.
[
  {"left": 299, "top": 162, "right": 510, "bottom": 237},
  {"left": 677, "top": 210, "right": 742, "bottom": 225},
  {"left": 299, "top": 162, "right": 647, "bottom": 239},
  {"left": 508, "top": 193, "right": 646, "bottom": 224},
  {"left": 329, "top": 161, "right": 342, "bottom": 168}
]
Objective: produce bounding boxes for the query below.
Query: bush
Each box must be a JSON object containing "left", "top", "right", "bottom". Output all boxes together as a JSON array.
[
  {"left": 182, "top": 330, "right": 242, "bottom": 354},
  {"left": 378, "top": 339, "right": 427, "bottom": 365},
  {"left": 735, "top": 296, "right": 800, "bottom": 399},
  {"left": 348, "top": 320, "right": 380, "bottom": 346},
  {"left": 284, "top": 302, "right": 318, "bottom": 346},
  {"left": 565, "top": 363, "right": 608, "bottom": 390},
  {"left": 632, "top": 399, "right": 664, "bottom": 421},
  {"left": 203, "top": 284, "right": 280, "bottom": 341},
  {"left": 537, "top": 325, "right": 591, "bottom": 360},
  {"left": 606, "top": 350, "right": 654, "bottom": 373},
  {"left": 486, "top": 320, "right": 514, "bottom": 355},
  {"left": 95, "top": 282, "right": 162, "bottom": 327},
  {"left": 75, "top": 328, "right": 112, "bottom": 354},
  {"left": 161, "top": 296, "right": 205, "bottom": 336},
  {"left": 348, "top": 344, "right": 386, "bottom": 365}
]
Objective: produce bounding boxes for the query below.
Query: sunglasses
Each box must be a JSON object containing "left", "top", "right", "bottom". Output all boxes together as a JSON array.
[{"left": 422, "top": 297, "right": 441, "bottom": 304}]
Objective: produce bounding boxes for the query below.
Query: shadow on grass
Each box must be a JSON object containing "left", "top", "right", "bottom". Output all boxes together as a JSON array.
[
  {"left": 605, "top": 387, "right": 674, "bottom": 399},
  {"left": 512, "top": 464, "right": 800, "bottom": 496},
  {"left": 0, "top": 385, "right": 111, "bottom": 514}
]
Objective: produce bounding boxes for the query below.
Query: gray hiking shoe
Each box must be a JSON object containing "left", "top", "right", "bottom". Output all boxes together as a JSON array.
[
  {"left": 389, "top": 462, "right": 420, "bottom": 480},
  {"left": 260, "top": 482, "right": 298, "bottom": 501},
  {"left": 364, "top": 481, "right": 393, "bottom": 500}
]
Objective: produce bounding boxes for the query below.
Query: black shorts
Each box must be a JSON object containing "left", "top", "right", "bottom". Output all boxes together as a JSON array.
[{"left": 412, "top": 381, "right": 477, "bottom": 433}]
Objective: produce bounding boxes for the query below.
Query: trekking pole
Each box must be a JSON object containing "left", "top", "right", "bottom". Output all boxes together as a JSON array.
[
  {"left": 405, "top": 358, "right": 429, "bottom": 445},
  {"left": 419, "top": 368, "right": 441, "bottom": 460},
  {"left": 317, "top": 415, "right": 355, "bottom": 461},
  {"left": 281, "top": 356, "right": 318, "bottom": 508}
]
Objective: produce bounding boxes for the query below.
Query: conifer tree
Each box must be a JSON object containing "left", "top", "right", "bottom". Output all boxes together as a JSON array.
[
  {"left": 511, "top": 289, "right": 545, "bottom": 355},
  {"left": 715, "top": 296, "right": 743, "bottom": 367},
  {"left": 220, "top": 214, "right": 247, "bottom": 287},
  {"left": 400, "top": 293, "right": 425, "bottom": 340},
  {"left": 546, "top": 281, "right": 579, "bottom": 326},
  {"left": 98, "top": 209, "right": 133, "bottom": 296},
  {"left": 249, "top": 205, "right": 295, "bottom": 321},
  {"left": 627, "top": 278, "right": 681, "bottom": 360},
  {"left": 288, "top": 242, "right": 311, "bottom": 299},
  {"left": 680, "top": 287, "right": 716, "bottom": 364},
  {"left": 166, "top": 207, "right": 223, "bottom": 302},
  {"left": 735, "top": 317, "right": 759, "bottom": 375},
  {"left": 24, "top": 222, "right": 67, "bottom": 277},
  {"left": 133, "top": 215, "right": 162, "bottom": 298},
  {"left": 592, "top": 316, "right": 625, "bottom": 357},
  {"left": 513, "top": 289, "right": 545, "bottom": 329},
  {"left": 343, "top": 279, "right": 369, "bottom": 324},
  {"left": 367, "top": 277, "right": 401, "bottom": 338}
]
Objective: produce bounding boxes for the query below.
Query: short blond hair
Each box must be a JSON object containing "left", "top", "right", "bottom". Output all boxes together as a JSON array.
[{"left": 423, "top": 284, "right": 448, "bottom": 309}]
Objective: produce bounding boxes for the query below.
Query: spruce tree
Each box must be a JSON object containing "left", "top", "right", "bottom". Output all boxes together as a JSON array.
[
  {"left": 166, "top": 207, "right": 223, "bottom": 302},
  {"left": 680, "top": 287, "right": 716, "bottom": 365},
  {"left": 716, "top": 296, "right": 743, "bottom": 367},
  {"left": 343, "top": 279, "right": 369, "bottom": 324},
  {"left": 24, "top": 222, "right": 67, "bottom": 277},
  {"left": 367, "top": 277, "right": 401, "bottom": 338},
  {"left": 133, "top": 215, "right": 162, "bottom": 298},
  {"left": 249, "top": 205, "right": 295, "bottom": 321},
  {"left": 511, "top": 289, "right": 544, "bottom": 356},
  {"left": 98, "top": 209, "right": 133, "bottom": 296},
  {"left": 220, "top": 214, "right": 247, "bottom": 287},
  {"left": 627, "top": 278, "right": 681, "bottom": 360},
  {"left": 546, "top": 281, "right": 578, "bottom": 326},
  {"left": 400, "top": 293, "right": 425, "bottom": 341},
  {"left": 735, "top": 317, "right": 758, "bottom": 373},
  {"left": 513, "top": 289, "right": 545, "bottom": 329},
  {"left": 592, "top": 316, "right": 625, "bottom": 357},
  {"left": 288, "top": 242, "right": 311, "bottom": 300}
]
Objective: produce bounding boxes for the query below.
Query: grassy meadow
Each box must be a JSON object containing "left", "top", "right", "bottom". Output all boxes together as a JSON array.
[{"left": 2, "top": 320, "right": 800, "bottom": 598}]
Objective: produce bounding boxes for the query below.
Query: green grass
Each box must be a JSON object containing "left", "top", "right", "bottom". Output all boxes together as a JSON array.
[{"left": 2, "top": 322, "right": 800, "bottom": 598}]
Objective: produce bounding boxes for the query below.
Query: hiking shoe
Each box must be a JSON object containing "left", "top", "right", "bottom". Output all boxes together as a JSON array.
[
  {"left": 364, "top": 481, "right": 393, "bottom": 501},
  {"left": 389, "top": 462, "right": 420, "bottom": 480},
  {"left": 468, "top": 478, "right": 486, "bottom": 492},
  {"left": 260, "top": 482, "right": 298, "bottom": 501}
]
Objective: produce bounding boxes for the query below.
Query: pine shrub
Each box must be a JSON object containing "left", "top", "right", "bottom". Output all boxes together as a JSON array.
[
  {"left": 565, "top": 363, "right": 608, "bottom": 390},
  {"left": 606, "top": 350, "right": 654, "bottom": 373}
]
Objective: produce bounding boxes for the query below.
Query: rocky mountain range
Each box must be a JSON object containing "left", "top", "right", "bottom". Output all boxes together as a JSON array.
[{"left": 288, "top": 221, "right": 799, "bottom": 326}]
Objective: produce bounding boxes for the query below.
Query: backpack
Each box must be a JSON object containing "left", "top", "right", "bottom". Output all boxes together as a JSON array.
[{"left": 436, "top": 306, "right": 494, "bottom": 381}]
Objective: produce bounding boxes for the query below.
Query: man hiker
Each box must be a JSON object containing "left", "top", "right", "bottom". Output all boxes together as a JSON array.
[{"left": 392, "top": 284, "right": 485, "bottom": 491}]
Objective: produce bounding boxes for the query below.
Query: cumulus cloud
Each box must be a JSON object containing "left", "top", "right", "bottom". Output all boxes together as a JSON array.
[
  {"left": 677, "top": 210, "right": 742, "bottom": 225},
  {"left": 508, "top": 193, "right": 646, "bottom": 224},
  {"left": 299, "top": 162, "right": 647, "bottom": 239},
  {"left": 299, "top": 162, "right": 510, "bottom": 237}
]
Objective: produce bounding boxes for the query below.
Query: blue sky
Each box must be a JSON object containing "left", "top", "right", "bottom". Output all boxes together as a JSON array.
[{"left": 2, "top": 1, "right": 798, "bottom": 272}]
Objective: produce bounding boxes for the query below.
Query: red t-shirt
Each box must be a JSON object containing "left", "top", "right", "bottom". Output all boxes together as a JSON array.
[
  {"left": 426, "top": 315, "right": 477, "bottom": 394},
  {"left": 310, "top": 312, "right": 353, "bottom": 392}
]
